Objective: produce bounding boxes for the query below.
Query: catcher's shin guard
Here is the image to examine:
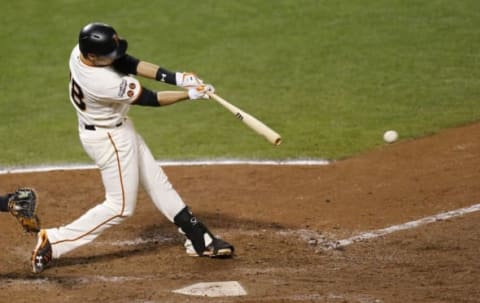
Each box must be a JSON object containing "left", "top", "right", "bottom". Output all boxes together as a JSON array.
[
  {"left": 0, "top": 194, "right": 10, "bottom": 211},
  {"left": 174, "top": 207, "right": 234, "bottom": 258},
  {"left": 31, "top": 230, "right": 53, "bottom": 273}
]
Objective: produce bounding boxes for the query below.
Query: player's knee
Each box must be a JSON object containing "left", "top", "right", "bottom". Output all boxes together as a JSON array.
[
  {"left": 121, "top": 198, "right": 136, "bottom": 217},
  {"left": 104, "top": 195, "right": 137, "bottom": 217},
  {"left": 121, "top": 206, "right": 135, "bottom": 217}
]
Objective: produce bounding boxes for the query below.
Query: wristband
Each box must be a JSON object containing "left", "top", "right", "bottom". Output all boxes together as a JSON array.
[{"left": 155, "top": 67, "right": 177, "bottom": 85}]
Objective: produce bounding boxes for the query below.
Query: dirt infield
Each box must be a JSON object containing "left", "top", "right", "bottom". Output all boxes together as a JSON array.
[{"left": 1, "top": 123, "right": 479, "bottom": 303}]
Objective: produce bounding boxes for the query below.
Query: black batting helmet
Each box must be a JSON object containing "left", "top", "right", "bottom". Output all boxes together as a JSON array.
[{"left": 79, "top": 22, "right": 127, "bottom": 59}]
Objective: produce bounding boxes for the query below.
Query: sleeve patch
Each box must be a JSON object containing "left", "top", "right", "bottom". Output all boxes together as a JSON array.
[{"left": 118, "top": 79, "right": 127, "bottom": 97}]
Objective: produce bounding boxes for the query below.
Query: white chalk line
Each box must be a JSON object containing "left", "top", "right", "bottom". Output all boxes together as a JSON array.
[
  {"left": 260, "top": 293, "right": 383, "bottom": 303},
  {"left": 288, "top": 202, "right": 480, "bottom": 250},
  {"left": 3, "top": 275, "right": 146, "bottom": 286},
  {"left": 0, "top": 159, "right": 330, "bottom": 175},
  {"left": 97, "top": 235, "right": 175, "bottom": 247}
]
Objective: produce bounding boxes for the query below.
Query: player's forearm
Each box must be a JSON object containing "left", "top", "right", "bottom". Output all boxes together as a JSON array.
[
  {"left": 137, "top": 61, "right": 178, "bottom": 85},
  {"left": 157, "top": 91, "right": 189, "bottom": 106},
  {"left": 133, "top": 88, "right": 190, "bottom": 107},
  {"left": 137, "top": 61, "right": 159, "bottom": 79}
]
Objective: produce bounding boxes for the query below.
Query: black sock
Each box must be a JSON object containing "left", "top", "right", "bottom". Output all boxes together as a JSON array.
[{"left": 174, "top": 207, "right": 213, "bottom": 254}]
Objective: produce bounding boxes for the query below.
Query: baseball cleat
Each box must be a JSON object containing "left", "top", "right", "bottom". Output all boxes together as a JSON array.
[
  {"left": 185, "top": 237, "right": 234, "bottom": 258},
  {"left": 204, "top": 238, "right": 235, "bottom": 258},
  {"left": 31, "top": 230, "right": 53, "bottom": 274}
]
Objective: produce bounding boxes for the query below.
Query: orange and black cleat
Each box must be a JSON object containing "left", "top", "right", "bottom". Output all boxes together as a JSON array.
[{"left": 31, "top": 230, "right": 52, "bottom": 273}]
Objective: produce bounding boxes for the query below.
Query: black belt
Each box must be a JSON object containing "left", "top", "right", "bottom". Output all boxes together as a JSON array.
[{"left": 84, "top": 122, "right": 123, "bottom": 131}]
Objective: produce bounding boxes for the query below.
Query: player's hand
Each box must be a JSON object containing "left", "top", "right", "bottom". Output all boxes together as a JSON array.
[
  {"left": 188, "top": 84, "right": 215, "bottom": 100},
  {"left": 176, "top": 72, "right": 204, "bottom": 88}
]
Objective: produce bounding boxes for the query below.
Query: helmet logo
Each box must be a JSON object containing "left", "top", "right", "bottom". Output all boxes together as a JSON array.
[{"left": 113, "top": 34, "right": 120, "bottom": 47}]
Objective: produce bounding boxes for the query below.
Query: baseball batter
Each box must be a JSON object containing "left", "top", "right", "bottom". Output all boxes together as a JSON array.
[{"left": 31, "top": 22, "right": 234, "bottom": 273}]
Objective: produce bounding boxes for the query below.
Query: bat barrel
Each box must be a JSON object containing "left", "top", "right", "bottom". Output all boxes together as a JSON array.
[{"left": 209, "top": 93, "right": 282, "bottom": 146}]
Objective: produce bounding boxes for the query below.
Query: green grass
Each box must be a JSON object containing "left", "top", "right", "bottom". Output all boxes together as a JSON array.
[{"left": 1, "top": 0, "right": 480, "bottom": 165}]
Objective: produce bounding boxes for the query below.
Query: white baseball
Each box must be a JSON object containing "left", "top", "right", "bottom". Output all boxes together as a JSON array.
[{"left": 383, "top": 130, "right": 398, "bottom": 143}]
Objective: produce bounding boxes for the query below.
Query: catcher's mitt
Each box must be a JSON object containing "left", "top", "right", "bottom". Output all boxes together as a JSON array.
[{"left": 8, "top": 188, "right": 40, "bottom": 233}]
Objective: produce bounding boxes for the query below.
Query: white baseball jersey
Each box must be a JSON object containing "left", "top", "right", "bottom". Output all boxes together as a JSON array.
[
  {"left": 45, "top": 46, "right": 186, "bottom": 258},
  {"left": 69, "top": 45, "right": 141, "bottom": 128}
]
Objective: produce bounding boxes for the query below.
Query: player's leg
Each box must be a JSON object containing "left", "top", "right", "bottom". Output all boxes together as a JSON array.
[
  {"left": 136, "top": 132, "right": 185, "bottom": 221},
  {"left": 47, "top": 126, "right": 140, "bottom": 257},
  {"left": 33, "top": 125, "right": 141, "bottom": 272},
  {"left": 135, "top": 133, "right": 234, "bottom": 257}
]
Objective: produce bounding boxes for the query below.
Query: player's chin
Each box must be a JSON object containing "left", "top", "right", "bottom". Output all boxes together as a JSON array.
[{"left": 94, "top": 56, "right": 115, "bottom": 66}]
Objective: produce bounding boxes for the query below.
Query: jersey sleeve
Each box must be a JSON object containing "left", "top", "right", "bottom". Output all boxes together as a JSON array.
[
  {"left": 96, "top": 74, "right": 142, "bottom": 104},
  {"left": 117, "top": 76, "right": 142, "bottom": 103}
]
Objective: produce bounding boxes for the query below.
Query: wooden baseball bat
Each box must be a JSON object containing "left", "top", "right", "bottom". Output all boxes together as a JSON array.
[{"left": 208, "top": 92, "right": 282, "bottom": 146}]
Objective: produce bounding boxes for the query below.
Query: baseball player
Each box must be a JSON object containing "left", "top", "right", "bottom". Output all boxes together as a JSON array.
[{"left": 31, "top": 22, "right": 234, "bottom": 273}]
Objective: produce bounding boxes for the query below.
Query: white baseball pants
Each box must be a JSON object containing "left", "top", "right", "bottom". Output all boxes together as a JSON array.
[{"left": 45, "top": 119, "right": 186, "bottom": 258}]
